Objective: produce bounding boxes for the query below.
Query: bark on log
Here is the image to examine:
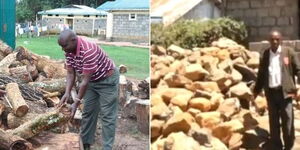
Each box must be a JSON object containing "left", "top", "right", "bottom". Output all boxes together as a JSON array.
[
  {"left": 9, "top": 66, "right": 33, "bottom": 83},
  {"left": 0, "top": 40, "right": 13, "bottom": 56},
  {"left": 6, "top": 83, "right": 29, "bottom": 117},
  {"left": 7, "top": 113, "right": 37, "bottom": 129},
  {"left": 28, "top": 78, "right": 66, "bottom": 93},
  {"left": 43, "top": 92, "right": 61, "bottom": 98},
  {"left": 0, "top": 128, "right": 32, "bottom": 150},
  {"left": 0, "top": 102, "right": 5, "bottom": 116},
  {"left": 8, "top": 110, "right": 69, "bottom": 139},
  {"left": 16, "top": 46, "right": 67, "bottom": 78}
]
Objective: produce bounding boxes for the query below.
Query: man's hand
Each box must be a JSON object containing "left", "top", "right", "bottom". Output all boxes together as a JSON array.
[
  {"left": 70, "top": 100, "right": 80, "bottom": 120},
  {"left": 58, "top": 93, "right": 70, "bottom": 107},
  {"left": 296, "top": 89, "right": 300, "bottom": 101}
]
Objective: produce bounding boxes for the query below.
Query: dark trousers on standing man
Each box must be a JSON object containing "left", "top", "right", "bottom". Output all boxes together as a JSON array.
[{"left": 266, "top": 87, "right": 295, "bottom": 150}]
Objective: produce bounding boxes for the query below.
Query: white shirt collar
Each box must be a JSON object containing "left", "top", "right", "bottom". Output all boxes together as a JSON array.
[{"left": 270, "top": 45, "right": 281, "bottom": 55}]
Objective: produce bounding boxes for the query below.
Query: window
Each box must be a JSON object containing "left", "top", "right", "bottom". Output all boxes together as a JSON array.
[
  {"left": 56, "top": 14, "right": 59, "bottom": 16},
  {"left": 47, "top": 14, "right": 53, "bottom": 16},
  {"left": 68, "top": 15, "right": 74, "bottom": 17},
  {"left": 129, "top": 13, "right": 137, "bottom": 20},
  {"left": 83, "top": 15, "right": 90, "bottom": 17}
]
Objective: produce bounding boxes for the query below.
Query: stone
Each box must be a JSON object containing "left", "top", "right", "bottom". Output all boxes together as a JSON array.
[
  {"left": 199, "top": 55, "right": 219, "bottom": 73},
  {"left": 188, "top": 51, "right": 201, "bottom": 63},
  {"left": 216, "top": 49, "right": 230, "bottom": 61},
  {"left": 210, "top": 69, "right": 232, "bottom": 92},
  {"left": 185, "top": 81, "right": 220, "bottom": 93},
  {"left": 169, "top": 106, "right": 184, "bottom": 116},
  {"left": 162, "top": 112, "right": 195, "bottom": 136},
  {"left": 189, "top": 97, "right": 211, "bottom": 112},
  {"left": 210, "top": 92, "right": 224, "bottom": 111},
  {"left": 246, "top": 57, "right": 260, "bottom": 69},
  {"left": 195, "top": 111, "right": 222, "bottom": 129},
  {"left": 169, "top": 60, "right": 184, "bottom": 73},
  {"left": 161, "top": 88, "right": 194, "bottom": 104},
  {"left": 241, "top": 129, "right": 268, "bottom": 149},
  {"left": 235, "top": 109, "right": 259, "bottom": 130},
  {"left": 212, "top": 120, "right": 244, "bottom": 144},
  {"left": 200, "top": 47, "right": 221, "bottom": 56},
  {"left": 164, "top": 132, "right": 201, "bottom": 150},
  {"left": 228, "top": 82, "right": 253, "bottom": 101},
  {"left": 151, "top": 102, "right": 172, "bottom": 120},
  {"left": 167, "top": 44, "right": 185, "bottom": 59},
  {"left": 187, "top": 108, "right": 202, "bottom": 117},
  {"left": 230, "top": 68, "right": 243, "bottom": 84},
  {"left": 151, "top": 119, "right": 165, "bottom": 139},
  {"left": 254, "top": 95, "right": 267, "bottom": 115},
  {"left": 212, "top": 38, "right": 238, "bottom": 49},
  {"left": 151, "top": 94, "right": 164, "bottom": 106},
  {"left": 218, "top": 59, "right": 232, "bottom": 72},
  {"left": 151, "top": 71, "right": 161, "bottom": 88},
  {"left": 170, "top": 94, "right": 193, "bottom": 111},
  {"left": 194, "top": 90, "right": 212, "bottom": 99},
  {"left": 184, "top": 64, "right": 209, "bottom": 81},
  {"left": 154, "top": 63, "right": 170, "bottom": 77},
  {"left": 233, "top": 63, "right": 257, "bottom": 82},
  {"left": 218, "top": 97, "right": 241, "bottom": 118},
  {"left": 210, "top": 137, "right": 229, "bottom": 150},
  {"left": 232, "top": 57, "right": 245, "bottom": 65},
  {"left": 277, "top": 17, "right": 289, "bottom": 26},
  {"left": 151, "top": 137, "right": 166, "bottom": 150},
  {"left": 228, "top": 133, "right": 243, "bottom": 150},
  {"left": 152, "top": 45, "right": 167, "bottom": 56},
  {"left": 188, "top": 124, "right": 213, "bottom": 147},
  {"left": 164, "top": 72, "right": 192, "bottom": 87}
]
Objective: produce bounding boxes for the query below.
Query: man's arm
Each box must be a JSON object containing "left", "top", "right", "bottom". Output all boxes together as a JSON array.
[
  {"left": 291, "top": 48, "right": 300, "bottom": 83},
  {"left": 58, "top": 68, "right": 76, "bottom": 106}
]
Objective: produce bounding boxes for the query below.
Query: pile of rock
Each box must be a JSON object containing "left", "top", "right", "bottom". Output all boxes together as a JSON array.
[{"left": 151, "top": 38, "right": 268, "bottom": 150}]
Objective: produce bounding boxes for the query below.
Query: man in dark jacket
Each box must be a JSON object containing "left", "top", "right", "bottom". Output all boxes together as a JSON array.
[{"left": 254, "top": 30, "right": 300, "bottom": 150}]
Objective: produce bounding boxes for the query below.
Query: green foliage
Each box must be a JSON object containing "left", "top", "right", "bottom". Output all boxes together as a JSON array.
[{"left": 151, "top": 17, "right": 248, "bottom": 49}]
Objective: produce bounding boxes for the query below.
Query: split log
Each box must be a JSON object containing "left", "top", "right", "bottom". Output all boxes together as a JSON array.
[
  {"left": 0, "top": 102, "right": 5, "bottom": 116},
  {"left": 0, "top": 53, "right": 17, "bottom": 74},
  {"left": 6, "top": 83, "right": 29, "bottom": 117},
  {"left": 44, "top": 97, "right": 60, "bottom": 107},
  {"left": 0, "top": 74, "right": 43, "bottom": 101},
  {"left": 7, "top": 113, "right": 37, "bottom": 129},
  {"left": 29, "top": 78, "right": 66, "bottom": 93},
  {"left": 0, "top": 40, "right": 13, "bottom": 56},
  {"left": 16, "top": 46, "right": 67, "bottom": 78},
  {"left": 0, "top": 129, "right": 32, "bottom": 150},
  {"left": 35, "top": 73, "right": 47, "bottom": 82},
  {"left": 8, "top": 110, "right": 69, "bottom": 139},
  {"left": 9, "top": 65, "right": 38, "bottom": 83},
  {"left": 43, "top": 91, "right": 61, "bottom": 98}
]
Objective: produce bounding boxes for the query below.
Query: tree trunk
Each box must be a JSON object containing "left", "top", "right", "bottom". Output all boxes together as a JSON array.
[
  {"left": 7, "top": 113, "right": 37, "bottom": 129},
  {"left": 29, "top": 78, "right": 66, "bottom": 93},
  {"left": 9, "top": 66, "right": 33, "bottom": 83},
  {"left": 6, "top": 83, "right": 29, "bottom": 117},
  {"left": 0, "top": 128, "right": 32, "bottom": 150},
  {"left": 8, "top": 110, "right": 69, "bottom": 139}
]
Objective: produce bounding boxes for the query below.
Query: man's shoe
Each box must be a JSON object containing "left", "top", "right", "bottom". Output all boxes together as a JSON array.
[{"left": 83, "top": 144, "right": 90, "bottom": 150}]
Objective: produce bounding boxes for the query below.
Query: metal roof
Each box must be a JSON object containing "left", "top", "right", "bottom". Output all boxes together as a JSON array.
[
  {"left": 96, "top": 0, "right": 149, "bottom": 11},
  {"left": 38, "top": 5, "right": 107, "bottom": 16}
]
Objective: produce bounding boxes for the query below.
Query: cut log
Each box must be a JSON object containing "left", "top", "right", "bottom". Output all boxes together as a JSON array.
[
  {"left": 6, "top": 83, "right": 29, "bottom": 117},
  {"left": 9, "top": 66, "right": 33, "bottom": 83},
  {"left": 44, "top": 97, "right": 60, "bottom": 107},
  {"left": 43, "top": 92, "right": 61, "bottom": 98},
  {"left": 8, "top": 110, "right": 69, "bottom": 139},
  {"left": 136, "top": 100, "right": 150, "bottom": 134},
  {"left": 35, "top": 72, "right": 47, "bottom": 82},
  {"left": 7, "top": 113, "right": 37, "bottom": 129},
  {"left": 0, "top": 128, "right": 32, "bottom": 150},
  {"left": 0, "top": 74, "right": 43, "bottom": 101},
  {"left": 16, "top": 46, "right": 67, "bottom": 78},
  {"left": 0, "top": 40, "right": 13, "bottom": 56},
  {"left": 0, "top": 102, "right": 5, "bottom": 116},
  {"left": 28, "top": 78, "right": 66, "bottom": 93},
  {"left": 0, "top": 53, "right": 17, "bottom": 74}
]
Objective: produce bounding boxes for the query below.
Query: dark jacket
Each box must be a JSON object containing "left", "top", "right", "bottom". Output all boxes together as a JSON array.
[{"left": 254, "top": 46, "right": 300, "bottom": 98}]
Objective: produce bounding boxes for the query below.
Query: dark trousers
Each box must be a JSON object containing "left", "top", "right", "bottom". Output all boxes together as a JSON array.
[{"left": 266, "top": 88, "right": 295, "bottom": 150}]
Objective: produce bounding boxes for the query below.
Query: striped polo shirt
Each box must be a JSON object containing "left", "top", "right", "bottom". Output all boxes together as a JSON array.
[{"left": 65, "top": 37, "right": 115, "bottom": 81}]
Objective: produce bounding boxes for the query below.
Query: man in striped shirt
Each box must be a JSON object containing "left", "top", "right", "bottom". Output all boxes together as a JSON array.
[{"left": 57, "top": 30, "right": 119, "bottom": 150}]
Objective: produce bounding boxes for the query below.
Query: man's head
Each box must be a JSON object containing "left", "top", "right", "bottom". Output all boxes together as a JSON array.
[
  {"left": 269, "top": 30, "right": 282, "bottom": 52},
  {"left": 58, "top": 29, "right": 77, "bottom": 53}
]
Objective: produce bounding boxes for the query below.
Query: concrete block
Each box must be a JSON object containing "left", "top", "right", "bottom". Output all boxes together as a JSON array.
[
  {"left": 268, "top": 8, "right": 281, "bottom": 17},
  {"left": 250, "top": 27, "right": 258, "bottom": 36},
  {"left": 275, "top": 0, "right": 286, "bottom": 6},
  {"left": 258, "top": 27, "right": 270, "bottom": 36},
  {"left": 277, "top": 17, "right": 289, "bottom": 26},
  {"left": 238, "top": 1, "right": 250, "bottom": 9},
  {"left": 257, "top": 8, "right": 268, "bottom": 17},
  {"left": 244, "top": 9, "right": 256, "bottom": 17},
  {"left": 250, "top": 0, "right": 262, "bottom": 8},
  {"left": 282, "top": 40, "right": 296, "bottom": 49},
  {"left": 262, "top": 17, "right": 276, "bottom": 26},
  {"left": 249, "top": 42, "right": 270, "bottom": 54}
]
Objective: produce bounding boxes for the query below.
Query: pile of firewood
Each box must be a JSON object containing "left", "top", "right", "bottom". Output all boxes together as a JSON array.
[
  {"left": 0, "top": 41, "right": 71, "bottom": 150},
  {"left": 151, "top": 38, "right": 270, "bottom": 150}
]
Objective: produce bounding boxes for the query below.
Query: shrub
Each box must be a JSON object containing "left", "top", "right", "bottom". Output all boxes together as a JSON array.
[{"left": 151, "top": 17, "right": 248, "bottom": 49}]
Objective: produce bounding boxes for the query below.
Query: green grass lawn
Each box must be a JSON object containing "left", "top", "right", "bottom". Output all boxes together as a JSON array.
[{"left": 16, "top": 36, "right": 149, "bottom": 79}]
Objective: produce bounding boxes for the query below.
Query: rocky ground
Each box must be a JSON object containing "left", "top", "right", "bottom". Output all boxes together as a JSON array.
[{"left": 150, "top": 38, "right": 300, "bottom": 150}]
